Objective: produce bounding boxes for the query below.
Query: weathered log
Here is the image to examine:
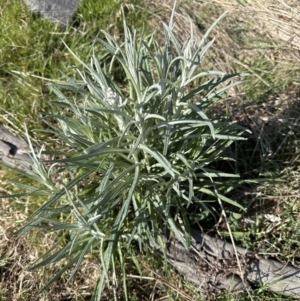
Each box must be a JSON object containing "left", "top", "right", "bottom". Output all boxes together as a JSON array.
[
  {"left": 162, "top": 228, "right": 300, "bottom": 299},
  {"left": 0, "top": 126, "right": 34, "bottom": 168}
]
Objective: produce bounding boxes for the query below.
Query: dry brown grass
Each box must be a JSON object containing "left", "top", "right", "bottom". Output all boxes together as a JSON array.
[
  {"left": 219, "top": 0, "right": 300, "bottom": 50},
  {"left": 0, "top": 195, "right": 99, "bottom": 301},
  {"left": 167, "top": 2, "right": 297, "bottom": 70}
]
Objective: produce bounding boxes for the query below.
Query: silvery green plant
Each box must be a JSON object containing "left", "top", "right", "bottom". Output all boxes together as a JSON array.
[{"left": 13, "top": 7, "right": 248, "bottom": 300}]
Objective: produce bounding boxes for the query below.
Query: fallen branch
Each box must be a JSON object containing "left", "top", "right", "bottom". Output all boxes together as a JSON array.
[
  {"left": 161, "top": 228, "right": 300, "bottom": 299},
  {"left": 0, "top": 125, "right": 33, "bottom": 168}
]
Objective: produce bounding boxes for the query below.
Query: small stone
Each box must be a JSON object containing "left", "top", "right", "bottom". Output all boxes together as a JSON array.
[{"left": 23, "top": 0, "right": 79, "bottom": 25}]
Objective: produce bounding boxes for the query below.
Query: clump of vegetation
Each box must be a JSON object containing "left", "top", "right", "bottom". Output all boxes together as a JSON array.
[
  {"left": 2, "top": 1, "right": 300, "bottom": 300},
  {"left": 10, "top": 6, "right": 248, "bottom": 299}
]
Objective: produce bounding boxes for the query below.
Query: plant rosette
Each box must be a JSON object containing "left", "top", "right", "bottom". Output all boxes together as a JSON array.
[{"left": 12, "top": 5, "right": 248, "bottom": 299}]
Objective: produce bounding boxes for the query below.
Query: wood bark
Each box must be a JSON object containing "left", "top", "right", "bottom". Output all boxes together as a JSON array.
[
  {"left": 0, "top": 125, "right": 33, "bottom": 168},
  {"left": 161, "top": 228, "right": 300, "bottom": 299}
]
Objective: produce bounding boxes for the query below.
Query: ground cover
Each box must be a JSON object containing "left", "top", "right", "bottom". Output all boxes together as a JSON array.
[{"left": 1, "top": 0, "right": 300, "bottom": 300}]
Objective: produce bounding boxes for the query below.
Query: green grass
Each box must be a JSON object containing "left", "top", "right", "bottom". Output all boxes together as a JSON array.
[
  {"left": 0, "top": 0, "right": 147, "bottom": 130},
  {"left": 1, "top": 0, "right": 300, "bottom": 300}
]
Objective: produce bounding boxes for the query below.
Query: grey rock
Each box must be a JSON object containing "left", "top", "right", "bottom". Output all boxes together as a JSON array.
[{"left": 23, "top": 0, "right": 79, "bottom": 25}]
